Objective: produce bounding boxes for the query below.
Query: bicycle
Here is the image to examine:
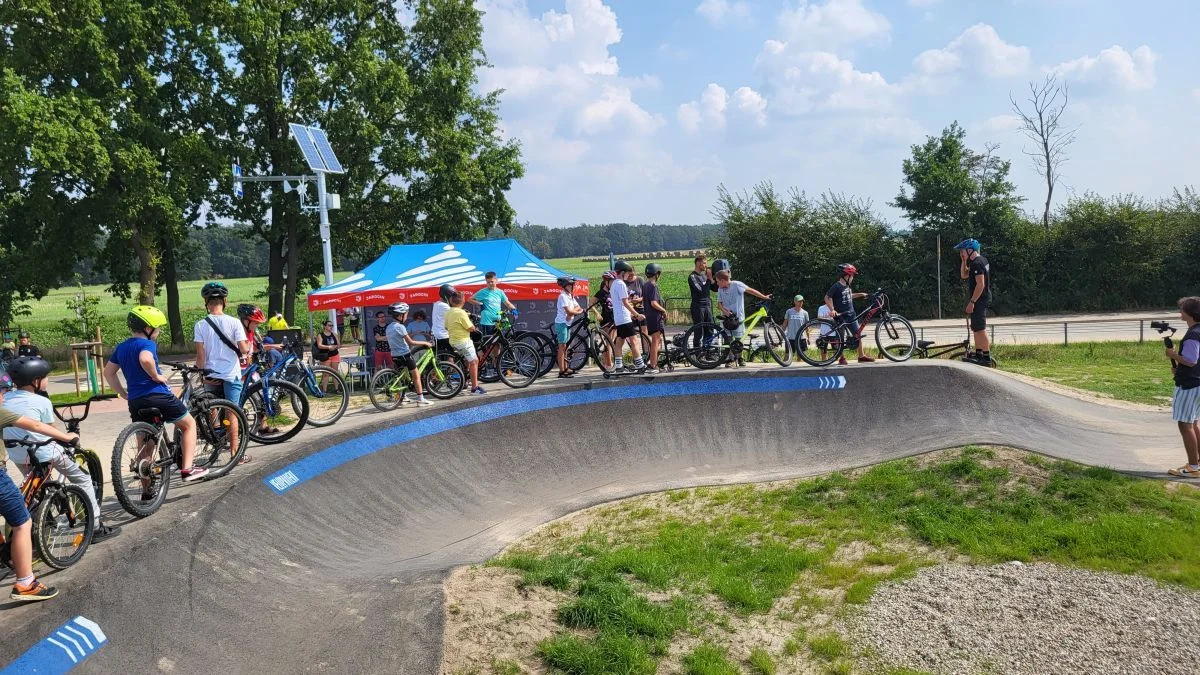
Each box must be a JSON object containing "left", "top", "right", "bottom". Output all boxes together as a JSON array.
[
  {"left": 555, "top": 302, "right": 626, "bottom": 374},
  {"left": 911, "top": 318, "right": 998, "bottom": 367},
  {"left": 51, "top": 393, "right": 116, "bottom": 504},
  {"left": 470, "top": 314, "right": 543, "bottom": 388},
  {"left": 795, "top": 288, "right": 916, "bottom": 367},
  {"left": 1, "top": 437, "right": 95, "bottom": 571},
  {"left": 239, "top": 352, "right": 310, "bottom": 445},
  {"left": 368, "top": 347, "right": 465, "bottom": 411},
  {"left": 273, "top": 337, "right": 349, "bottom": 427},
  {"left": 680, "top": 300, "right": 792, "bottom": 369},
  {"left": 110, "top": 363, "right": 248, "bottom": 518}
]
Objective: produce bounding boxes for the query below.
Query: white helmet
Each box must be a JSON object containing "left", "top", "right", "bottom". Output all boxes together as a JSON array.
[{"left": 388, "top": 302, "right": 410, "bottom": 317}]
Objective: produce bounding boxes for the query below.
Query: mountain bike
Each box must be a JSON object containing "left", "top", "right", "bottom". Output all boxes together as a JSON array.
[
  {"left": 795, "top": 288, "right": 916, "bottom": 367},
  {"left": 368, "top": 347, "right": 465, "bottom": 411},
  {"left": 273, "top": 337, "right": 349, "bottom": 427},
  {"left": 472, "top": 314, "right": 543, "bottom": 388},
  {"left": 52, "top": 393, "right": 116, "bottom": 504},
  {"left": 239, "top": 353, "right": 310, "bottom": 445},
  {"left": 110, "top": 363, "right": 248, "bottom": 518},
  {"left": 911, "top": 318, "right": 998, "bottom": 367},
  {"left": 555, "top": 303, "right": 624, "bottom": 373},
  {"left": 0, "top": 437, "right": 95, "bottom": 570},
  {"left": 680, "top": 300, "right": 792, "bottom": 369}
]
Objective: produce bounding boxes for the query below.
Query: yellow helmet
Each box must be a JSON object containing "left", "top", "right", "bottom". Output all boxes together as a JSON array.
[{"left": 128, "top": 305, "right": 168, "bottom": 332}]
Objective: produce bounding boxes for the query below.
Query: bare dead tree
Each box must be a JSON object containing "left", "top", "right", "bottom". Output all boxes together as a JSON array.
[{"left": 1011, "top": 75, "right": 1077, "bottom": 228}]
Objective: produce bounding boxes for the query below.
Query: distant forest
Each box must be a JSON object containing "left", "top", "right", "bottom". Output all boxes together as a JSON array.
[{"left": 73, "top": 222, "right": 721, "bottom": 284}]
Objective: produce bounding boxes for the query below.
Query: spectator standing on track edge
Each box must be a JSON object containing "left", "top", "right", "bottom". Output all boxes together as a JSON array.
[
  {"left": 193, "top": 282, "right": 248, "bottom": 459},
  {"left": 643, "top": 264, "right": 668, "bottom": 375},
  {"left": 688, "top": 255, "right": 716, "bottom": 327},
  {"left": 467, "top": 272, "right": 517, "bottom": 336},
  {"left": 372, "top": 311, "right": 391, "bottom": 372},
  {"left": 825, "top": 264, "right": 874, "bottom": 365},
  {"left": 554, "top": 276, "right": 583, "bottom": 378},
  {"left": 609, "top": 260, "right": 646, "bottom": 373},
  {"left": 715, "top": 269, "right": 771, "bottom": 367},
  {"left": 1167, "top": 297, "right": 1200, "bottom": 478},
  {"left": 956, "top": 238, "right": 993, "bottom": 366}
]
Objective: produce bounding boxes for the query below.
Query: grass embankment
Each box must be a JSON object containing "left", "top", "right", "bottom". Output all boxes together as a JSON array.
[
  {"left": 991, "top": 341, "right": 1173, "bottom": 406},
  {"left": 472, "top": 448, "right": 1200, "bottom": 674}
]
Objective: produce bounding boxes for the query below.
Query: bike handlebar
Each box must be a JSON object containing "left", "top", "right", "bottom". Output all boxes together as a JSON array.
[
  {"left": 4, "top": 436, "right": 76, "bottom": 450},
  {"left": 52, "top": 393, "right": 118, "bottom": 427},
  {"left": 162, "top": 361, "right": 217, "bottom": 377}
]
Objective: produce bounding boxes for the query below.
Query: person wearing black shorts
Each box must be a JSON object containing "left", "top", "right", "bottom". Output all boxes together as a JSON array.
[
  {"left": 642, "top": 263, "right": 668, "bottom": 374},
  {"left": 955, "top": 238, "right": 992, "bottom": 365},
  {"left": 609, "top": 260, "right": 646, "bottom": 372}
]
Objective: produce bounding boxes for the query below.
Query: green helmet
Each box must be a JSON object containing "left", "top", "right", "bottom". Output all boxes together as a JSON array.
[
  {"left": 128, "top": 305, "right": 168, "bottom": 332},
  {"left": 200, "top": 281, "right": 229, "bottom": 301}
]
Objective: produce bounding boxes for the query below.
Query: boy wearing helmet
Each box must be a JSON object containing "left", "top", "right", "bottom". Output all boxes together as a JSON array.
[
  {"left": 104, "top": 306, "right": 207, "bottom": 482},
  {"left": 956, "top": 239, "right": 992, "bottom": 365},
  {"left": 16, "top": 331, "right": 40, "bottom": 358},
  {"left": 609, "top": 260, "right": 647, "bottom": 373},
  {"left": 432, "top": 284, "right": 456, "bottom": 356},
  {"left": 194, "top": 282, "right": 250, "bottom": 404},
  {"left": 386, "top": 303, "right": 433, "bottom": 406},
  {"left": 554, "top": 276, "right": 583, "bottom": 378},
  {"left": 825, "top": 264, "right": 874, "bottom": 365},
  {"left": 642, "top": 264, "right": 668, "bottom": 374},
  {"left": 5, "top": 356, "right": 121, "bottom": 544}
]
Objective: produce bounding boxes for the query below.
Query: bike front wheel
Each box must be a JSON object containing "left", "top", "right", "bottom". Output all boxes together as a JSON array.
[
  {"left": 75, "top": 448, "right": 105, "bottom": 505},
  {"left": 876, "top": 315, "right": 917, "bottom": 362},
  {"left": 681, "top": 322, "right": 729, "bottom": 369},
  {"left": 369, "top": 368, "right": 407, "bottom": 410},
  {"left": 111, "top": 421, "right": 171, "bottom": 518},
  {"left": 424, "top": 359, "right": 466, "bottom": 399},
  {"left": 296, "top": 365, "right": 349, "bottom": 426},
  {"left": 761, "top": 321, "right": 793, "bottom": 367},
  {"left": 242, "top": 379, "right": 310, "bottom": 445},
  {"left": 796, "top": 318, "right": 845, "bottom": 367},
  {"left": 498, "top": 342, "right": 542, "bottom": 388},
  {"left": 33, "top": 484, "right": 95, "bottom": 570}
]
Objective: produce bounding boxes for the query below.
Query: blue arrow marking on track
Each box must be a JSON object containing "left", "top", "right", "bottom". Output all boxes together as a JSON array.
[
  {"left": 265, "top": 373, "right": 848, "bottom": 495},
  {"left": 2, "top": 616, "right": 106, "bottom": 674}
]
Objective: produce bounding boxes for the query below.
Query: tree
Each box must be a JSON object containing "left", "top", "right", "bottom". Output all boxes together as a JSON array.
[{"left": 1011, "top": 75, "right": 1076, "bottom": 228}]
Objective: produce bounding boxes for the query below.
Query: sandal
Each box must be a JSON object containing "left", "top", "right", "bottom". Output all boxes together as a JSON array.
[
  {"left": 1167, "top": 465, "right": 1200, "bottom": 478},
  {"left": 557, "top": 371, "right": 575, "bottom": 379},
  {"left": 239, "top": 454, "right": 253, "bottom": 465}
]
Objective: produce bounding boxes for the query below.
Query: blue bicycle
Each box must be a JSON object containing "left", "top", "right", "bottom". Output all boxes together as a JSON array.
[
  {"left": 239, "top": 352, "right": 310, "bottom": 445},
  {"left": 271, "top": 337, "right": 349, "bottom": 427}
]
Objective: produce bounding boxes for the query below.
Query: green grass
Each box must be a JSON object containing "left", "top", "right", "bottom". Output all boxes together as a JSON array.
[
  {"left": 682, "top": 644, "right": 739, "bottom": 675},
  {"left": 547, "top": 256, "right": 698, "bottom": 319},
  {"left": 492, "top": 447, "right": 1200, "bottom": 673},
  {"left": 993, "top": 341, "right": 1173, "bottom": 405},
  {"left": 748, "top": 647, "right": 777, "bottom": 675},
  {"left": 490, "top": 658, "right": 523, "bottom": 675}
]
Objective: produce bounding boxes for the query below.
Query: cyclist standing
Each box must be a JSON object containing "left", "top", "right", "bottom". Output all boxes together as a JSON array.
[
  {"left": 16, "top": 332, "right": 40, "bottom": 358},
  {"left": 610, "top": 260, "right": 646, "bottom": 373},
  {"left": 643, "top": 264, "right": 668, "bottom": 375},
  {"left": 194, "top": 282, "right": 248, "bottom": 458},
  {"left": 824, "top": 263, "right": 874, "bottom": 365},
  {"left": 956, "top": 238, "right": 993, "bottom": 366},
  {"left": 432, "top": 284, "right": 456, "bottom": 356},
  {"left": 386, "top": 303, "right": 433, "bottom": 406},
  {"left": 445, "top": 291, "right": 485, "bottom": 395},
  {"left": 715, "top": 269, "right": 772, "bottom": 340},
  {"left": 4, "top": 357, "right": 121, "bottom": 541},
  {"left": 467, "top": 272, "right": 517, "bottom": 336},
  {"left": 554, "top": 276, "right": 583, "bottom": 378},
  {"left": 688, "top": 255, "right": 716, "bottom": 326}
]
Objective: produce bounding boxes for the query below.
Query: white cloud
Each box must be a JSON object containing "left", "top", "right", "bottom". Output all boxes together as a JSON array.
[
  {"left": 578, "top": 85, "right": 665, "bottom": 135},
  {"left": 733, "top": 87, "right": 768, "bottom": 127},
  {"left": 679, "top": 83, "right": 769, "bottom": 133},
  {"left": 1048, "top": 45, "right": 1158, "bottom": 92},
  {"left": 756, "top": 42, "right": 900, "bottom": 114},
  {"left": 909, "top": 23, "right": 1030, "bottom": 91},
  {"left": 978, "top": 114, "right": 1023, "bottom": 135},
  {"left": 696, "top": 0, "right": 751, "bottom": 27},
  {"left": 777, "top": 0, "right": 891, "bottom": 51}
]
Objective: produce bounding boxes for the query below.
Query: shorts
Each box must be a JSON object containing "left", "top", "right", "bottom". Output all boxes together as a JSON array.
[
  {"left": 554, "top": 322, "right": 570, "bottom": 344},
  {"left": 970, "top": 300, "right": 989, "bottom": 332},
  {"left": 835, "top": 312, "right": 860, "bottom": 348},
  {"left": 373, "top": 349, "right": 392, "bottom": 370},
  {"left": 1174, "top": 386, "right": 1200, "bottom": 423},
  {"left": 128, "top": 393, "right": 190, "bottom": 423},
  {"left": 0, "top": 473, "right": 30, "bottom": 527},
  {"left": 452, "top": 339, "right": 477, "bottom": 363},
  {"left": 204, "top": 378, "right": 245, "bottom": 405},
  {"left": 644, "top": 316, "right": 665, "bottom": 336},
  {"left": 615, "top": 322, "right": 638, "bottom": 339},
  {"left": 392, "top": 353, "right": 417, "bottom": 371},
  {"left": 348, "top": 317, "right": 360, "bottom": 327},
  {"left": 436, "top": 338, "right": 452, "bottom": 356},
  {"left": 480, "top": 324, "right": 496, "bottom": 337}
]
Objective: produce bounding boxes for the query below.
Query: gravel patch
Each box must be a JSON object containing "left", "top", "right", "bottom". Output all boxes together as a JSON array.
[{"left": 853, "top": 562, "right": 1200, "bottom": 675}]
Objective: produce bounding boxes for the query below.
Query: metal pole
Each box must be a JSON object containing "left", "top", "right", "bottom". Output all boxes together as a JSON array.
[
  {"left": 936, "top": 234, "right": 942, "bottom": 320},
  {"left": 1139, "top": 319, "right": 1144, "bottom": 344},
  {"left": 1063, "top": 322, "right": 1068, "bottom": 346},
  {"left": 316, "top": 171, "right": 336, "bottom": 327}
]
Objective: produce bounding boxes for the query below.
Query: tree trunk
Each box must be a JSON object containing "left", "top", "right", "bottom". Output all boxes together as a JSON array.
[
  {"left": 268, "top": 221, "right": 285, "bottom": 317},
  {"left": 283, "top": 211, "right": 300, "bottom": 324},
  {"left": 1043, "top": 175, "right": 1053, "bottom": 229},
  {"left": 162, "top": 244, "right": 185, "bottom": 347},
  {"left": 132, "top": 229, "right": 157, "bottom": 305}
]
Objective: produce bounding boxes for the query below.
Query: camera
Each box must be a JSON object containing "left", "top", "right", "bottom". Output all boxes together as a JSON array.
[{"left": 1152, "top": 320, "right": 1177, "bottom": 348}]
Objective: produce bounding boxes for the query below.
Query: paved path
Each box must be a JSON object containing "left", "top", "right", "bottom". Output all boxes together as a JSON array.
[{"left": 0, "top": 360, "right": 1183, "bottom": 674}]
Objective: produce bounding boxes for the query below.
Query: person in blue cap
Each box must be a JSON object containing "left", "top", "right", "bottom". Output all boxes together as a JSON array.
[{"left": 955, "top": 238, "right": 992, "bottom": 365}]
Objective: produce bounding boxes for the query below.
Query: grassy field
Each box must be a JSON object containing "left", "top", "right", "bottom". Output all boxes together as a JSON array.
[
  {"left": 475, "top": 447, "right": 1200, "bottom": 674},
  {"left": 548, "top": 257, "right": 697, "bottom": 304},
  {"left": 992, "top": 341, "right": 1173, "bottom": 406}
]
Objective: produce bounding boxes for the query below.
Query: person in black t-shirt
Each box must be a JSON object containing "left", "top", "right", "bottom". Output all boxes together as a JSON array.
[
  {"left": 16, "top": 332, "right": 40, "bottom": 358},
  {"left": 824, "top": 263, "right": 873, "bottom": 365},
  {"left": 955, "top": 238, "right": 992, "bottom": 365},
  {"left": 688, "top": 255, "right": 716, "bottom": 326}
]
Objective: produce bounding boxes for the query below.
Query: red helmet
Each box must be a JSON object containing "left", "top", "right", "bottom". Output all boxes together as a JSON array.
[
  {"left": 237, "top": 303, "right": 266, "bottom": 323},
  {"left": 602, "top": 271, "right": 618, "bottom": 281},
  {"left": 836, "top": 263, "right": 858, "bottom": 277}
]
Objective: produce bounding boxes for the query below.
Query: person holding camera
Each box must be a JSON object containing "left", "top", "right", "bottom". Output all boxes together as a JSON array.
[{"left": 1166, "top": 297, "right": 1200, "bottom": 478}]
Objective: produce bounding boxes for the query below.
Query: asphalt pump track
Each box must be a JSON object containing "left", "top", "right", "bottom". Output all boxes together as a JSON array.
[{"left": 0, "top": 362, "right": 1178, "bottom": 673}]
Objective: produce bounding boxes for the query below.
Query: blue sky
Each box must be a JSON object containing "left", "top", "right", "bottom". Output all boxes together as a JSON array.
[{"left": 477, "top": 0, "right": 1199, "bottom": 227}]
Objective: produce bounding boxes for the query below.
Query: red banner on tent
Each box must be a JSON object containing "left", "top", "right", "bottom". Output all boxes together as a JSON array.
[{"left": 307, "top": 281, "right": 591, "bottom": 311}]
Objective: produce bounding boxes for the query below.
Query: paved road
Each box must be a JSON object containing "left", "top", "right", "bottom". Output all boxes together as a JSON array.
[
  {"left": 0, "top": 361, "right": 1181, "bottom": 674},
  {"left": 909, "top": 309, "right": 1178, "bottom": 346}
]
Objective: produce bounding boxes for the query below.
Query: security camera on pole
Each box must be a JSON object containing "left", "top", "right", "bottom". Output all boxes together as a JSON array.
[{"left": 231, "top": 123, "right": 345, "bottom": 327}]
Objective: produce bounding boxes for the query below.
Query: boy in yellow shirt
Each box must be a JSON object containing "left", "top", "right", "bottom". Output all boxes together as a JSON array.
[{"left": 445, "top": 292, "right": 485, "bottom": 395}]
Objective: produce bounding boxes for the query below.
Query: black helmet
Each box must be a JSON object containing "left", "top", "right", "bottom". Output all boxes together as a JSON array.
[
  {"left": 18, "top": 331, "right": 30, "bottom": 339},
  {"left": 556, "top": 276, "right": 576, "bottom": 289},
  {"left": 644, "top": 263, "right": 662, "bottom": 277},
  {"left": 8, "top": 356, "right": 52, "bottom": 387},
  {"left": 201, "top": 281, "right": 229, "bottom": 300},
  {"left": 439, "top": 283, "right": 457, "bottom": 301},
  {"left": 613, "top": 260, "right": 633, "bottom": 273},
  {"left": 711, "top": 258, "right": 730, "bottom": 275}
]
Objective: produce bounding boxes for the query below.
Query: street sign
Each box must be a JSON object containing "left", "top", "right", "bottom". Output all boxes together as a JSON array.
[{"left": 232, "top": 163, "right": 243, "bottom": 198}]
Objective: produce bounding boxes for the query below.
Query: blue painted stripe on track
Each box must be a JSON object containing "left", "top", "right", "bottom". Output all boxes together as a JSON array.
[
  {"left": 2, "top": 616, "right": 107, "bottom": 674},
  {"left": 264, "top": 374, "right": 846, "bottom": 495}
]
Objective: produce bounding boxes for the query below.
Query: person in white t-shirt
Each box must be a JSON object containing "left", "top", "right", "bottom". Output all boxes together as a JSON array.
[
  {"left": 609, "top": 260, "right": 646, "bottom": 373},
  {"left": 432, "top": 284, "right": 455, "bottom": 356},
  {"left": 194, "top": 282, "right": 249, "bottom": 458},
  {"left": 816, "top": 304, "right": 834, "bottom": 362},
  {"left": 554, "top": 276, "right": 583, "bottom": 378}
]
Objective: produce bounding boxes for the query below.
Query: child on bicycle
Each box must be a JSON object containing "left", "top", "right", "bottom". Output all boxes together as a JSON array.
[
  {"left": 555, "top": 276, "right": 583, "bottom": 378},
  {"left": 642, "top": 264, "right": 668, "bottom": 375},
  {"left": 445, "top": 291, "right": 485, "bottom": 395},
  {"left": 3, "top": 357, "right": 121, "bottom": 543},
  {"left": 386, "top": 303, "right": 433, "bottom": 406},
  {"left": 105, "top": 305, "right": 208, "bottom": 483},
  {"left": 0, "top": 396, "right": 78, "bottom": 601},
  {"left": 825, "top": 263, "right": 874, "bottom": 365},
  {"left": 783, "top": 294, "right": 810, "bottom": 356}
]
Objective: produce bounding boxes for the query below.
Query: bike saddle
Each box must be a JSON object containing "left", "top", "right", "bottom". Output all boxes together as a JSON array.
[
  {"left": 136, "top": 408, "right": 163, "bottom": 422},
  {"left": 918, "top": 340, "right": 935, "bottom": 349}
]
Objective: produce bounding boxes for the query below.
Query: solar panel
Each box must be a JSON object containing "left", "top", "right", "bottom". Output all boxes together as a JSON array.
[
  {"left": 289, "top": 123, "right": 326, "bottom": 172},
  {"left": 307, "top": 127, "right": 345, "bottom": 174}
]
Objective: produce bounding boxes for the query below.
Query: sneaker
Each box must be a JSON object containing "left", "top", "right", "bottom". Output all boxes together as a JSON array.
[
  {"left": 180, "top": 466, "right": 209, "bottom": 482},
  {"left": 1168, "top": 465, "right": 1200, "bottom": 478},
  {"left": 471, "top": 387, "right": 487, "bottom": 395},
  {"left": 92, "top": 523, "right": 122, "bottom": 543},
  {"left": 837, "top": 357, "right": 848, "bottom": 366},
  {"left": 415, "top": 397, "right": 433, "bottom": 406},
  {"left": 645, "top": 368, "right": 661, "bottom": 375},
  {"left": 10, "top": 578, "right": 57, "bottom": 602},
  {"left": 858, "top": 355, "right": 875, "bottom": 363}
]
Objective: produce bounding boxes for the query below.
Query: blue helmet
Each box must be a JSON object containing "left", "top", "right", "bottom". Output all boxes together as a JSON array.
[{"left": 954, "top": 238, "right": 981, "bottom": 252}]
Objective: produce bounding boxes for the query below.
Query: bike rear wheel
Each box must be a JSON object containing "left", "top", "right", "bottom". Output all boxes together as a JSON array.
[
  {"left": 518, "top": 331, "right": 556, "bottom": 377},
  {"left": 591, "top": 327, "right": 617, "bottom": 373},
  {"left": 111, "top": 421, "right": 171, "bottom": 518},
  {"left": 761, "top": 321, "right": 792, "bottom": 367},
  {"left": 242, "top": 379, "right": 309, "bottom": 445},
  {"left": 682, "top": 322, "right": 730, "bottom": 369},
  {"left": 498, "top": 342, "right": 541, "bottom": 388},
  {"left": 566, "top": 333, "right": 590, "bottom": 372},
  {"left": 369, "top": 368, "right": 407, "bottom": 411},
  {"left": 192, "top": 398, "right": 248, "bottom": 479},
  {"left": 33, "top": 484, "right": 95, "bottom": 570},
  {"left": 876, "top": 315, "right": 917, "bottom": 362},
  {"left": 423, "top": 360, "right": 466, "bottom": 399},
  {"left": 294, "top": 366, "right": 349, "bottom": 426},
  {"left": 796, "top": 318, "right": 845, "bottom": 367}
]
